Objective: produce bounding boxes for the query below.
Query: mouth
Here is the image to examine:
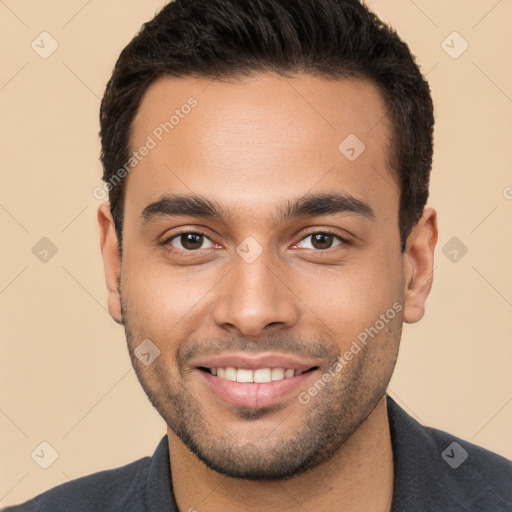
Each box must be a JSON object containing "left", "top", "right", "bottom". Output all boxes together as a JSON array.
[{"left": 193, "top": 357, "right": 321, "bottom": 408}]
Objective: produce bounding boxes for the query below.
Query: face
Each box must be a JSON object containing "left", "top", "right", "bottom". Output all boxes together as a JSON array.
[{"left": 99, "top": 73, "right": 432, "bottom": 480}]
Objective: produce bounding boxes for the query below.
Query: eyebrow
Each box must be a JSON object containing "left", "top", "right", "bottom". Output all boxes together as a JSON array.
[{"left": 140, "top": 192, "right": 375, "bottom": 225}]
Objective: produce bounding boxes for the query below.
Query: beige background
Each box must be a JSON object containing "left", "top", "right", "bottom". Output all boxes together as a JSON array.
[{"left": 1, "top": 0, "right": 511, "bottom": 507}]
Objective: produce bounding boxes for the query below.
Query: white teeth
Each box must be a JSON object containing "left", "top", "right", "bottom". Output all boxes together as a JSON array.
[
  {"left": 236, "top": 368, "right": 254, "bottom": 382},
  {"left": 224, "top": 367, "right": 237, "bottom": 381},
  {"left": 254, "top": 368, "right": 272, "bottom": 383},
  {"left": 271, "top": 368, "right": 285, "bottom": 380},
  {"left": 208, "top": 367, "right": 307, "bottom": 382}
]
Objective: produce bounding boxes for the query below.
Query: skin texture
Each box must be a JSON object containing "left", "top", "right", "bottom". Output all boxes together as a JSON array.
[{"left": 98, "top": 74, "right": 438, "bottom": 512}]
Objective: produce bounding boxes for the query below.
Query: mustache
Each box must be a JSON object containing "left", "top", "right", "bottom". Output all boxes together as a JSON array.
[
  {"left": 176, "top": 333, "right": 339, "bottom": 367},
  {"left": 120, "top": 293, "right": 340, "bottom": 366}
]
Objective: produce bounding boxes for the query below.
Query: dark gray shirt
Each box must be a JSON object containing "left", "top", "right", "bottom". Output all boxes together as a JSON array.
[{"left": 5, "top": 396, "right": 512, "bottom": 511}]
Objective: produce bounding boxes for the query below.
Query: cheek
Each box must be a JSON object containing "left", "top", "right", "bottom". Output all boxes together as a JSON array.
[
  {"left": 122, "top": 256, "right": 219, "bottom": 336},
  {"left": 303, "top": 248, "right": 403, "bottom": 335}
]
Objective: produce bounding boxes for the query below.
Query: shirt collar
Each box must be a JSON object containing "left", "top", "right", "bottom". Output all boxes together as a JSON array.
[
  {"left": 386, "top": 395, "right": 441, "bottom": 511},
  {"left": 145, "top": 434, "right": 179, "bottom": 511}
]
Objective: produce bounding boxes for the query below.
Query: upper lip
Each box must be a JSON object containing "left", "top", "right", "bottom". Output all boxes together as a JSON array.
[{"left": 192, "top": 353, "right": 322, "bottom": 371}]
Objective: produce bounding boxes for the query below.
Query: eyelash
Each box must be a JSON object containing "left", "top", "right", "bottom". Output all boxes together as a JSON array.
[{"left": 160, "top": 229, "right": 350, "bottom": 255}]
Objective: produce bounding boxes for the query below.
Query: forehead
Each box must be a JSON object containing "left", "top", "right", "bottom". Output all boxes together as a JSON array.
[{"left": 125, "top": 73, "right": 398, "bottom": 223}]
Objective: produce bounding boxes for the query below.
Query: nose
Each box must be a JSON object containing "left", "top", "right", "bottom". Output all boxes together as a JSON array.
[{"left": 212, "top": 252, "right": 299, "bottom": 337}]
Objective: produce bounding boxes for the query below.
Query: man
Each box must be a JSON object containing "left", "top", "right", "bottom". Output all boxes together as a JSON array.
[{"left": 6, "top": 0, "right": 512, "bottom": 510}]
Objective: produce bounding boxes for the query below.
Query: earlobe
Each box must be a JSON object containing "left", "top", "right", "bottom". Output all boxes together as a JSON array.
[
  {"left": 97, "top": 203, "right": 123, "bottom": 325},
  {"left": 402, "top": 207, "right": 438, "bottom": 324}
]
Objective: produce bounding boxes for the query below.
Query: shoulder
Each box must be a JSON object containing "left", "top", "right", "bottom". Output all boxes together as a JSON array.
[
  {"left": 426, "top": 424, "right": 512, "bottom": 509},
  {"left": 387, "top": 396, "right": 512, "bottom": 511},
  {"left": 4, "top": 456, "right": 151, "bottom": 512}
]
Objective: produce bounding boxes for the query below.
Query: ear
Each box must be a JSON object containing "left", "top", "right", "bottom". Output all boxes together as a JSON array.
[
  {"left": 97, "top": 203, "right": 123, "bottom": 324},
  {"left": 402, "top": 206, "right": 438, "bottom": 324}
]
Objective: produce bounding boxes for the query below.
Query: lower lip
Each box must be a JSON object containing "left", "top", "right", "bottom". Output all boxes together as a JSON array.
[{"left": 196, "top": 369, "right": 317, "bottom": 408}]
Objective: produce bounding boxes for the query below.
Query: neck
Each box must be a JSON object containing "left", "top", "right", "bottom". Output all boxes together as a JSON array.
[{"left": 167, "top": 396, "right": 394, "bottom": 512}]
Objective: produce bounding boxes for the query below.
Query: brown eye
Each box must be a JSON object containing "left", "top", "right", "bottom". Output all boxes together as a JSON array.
[
  {"left": 166, "top": 232, "right": 215, "bottom": 251},
  {"left": 296, "top": 232, "right": 347, "bottom": 251},
  {"left": 311, "top": 233, "right": 334, "bottom": 249},
  {"left": 180, "top": 233, "right": 204, "bottom": 250}
]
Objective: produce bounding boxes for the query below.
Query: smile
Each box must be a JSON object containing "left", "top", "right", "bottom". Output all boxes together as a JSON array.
[{"left": 196, "top": 364, "right": 320, "bottom": 408}]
